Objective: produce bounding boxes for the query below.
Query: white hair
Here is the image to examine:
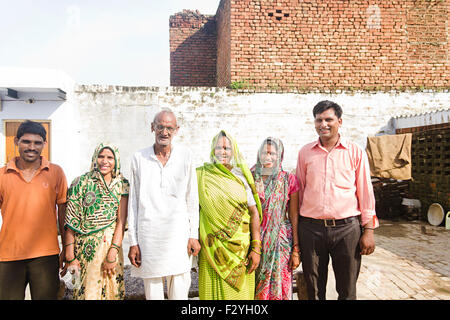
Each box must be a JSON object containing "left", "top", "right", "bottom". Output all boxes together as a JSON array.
[{"left": 153, "top": 107, "right": 177, "bottom": 124}]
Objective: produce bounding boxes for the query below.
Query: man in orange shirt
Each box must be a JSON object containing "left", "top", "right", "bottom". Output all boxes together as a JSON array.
[
  {"left": 296, "top": 101, "right": 379, "bottom": 300},
  {"left": 0, "top": 120, "right": 67, "bottom": 299}
]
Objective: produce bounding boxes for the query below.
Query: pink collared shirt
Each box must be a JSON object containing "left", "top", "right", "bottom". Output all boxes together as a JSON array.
[{"left": 296, "top": 137, "right": 379, "bottom": 228}]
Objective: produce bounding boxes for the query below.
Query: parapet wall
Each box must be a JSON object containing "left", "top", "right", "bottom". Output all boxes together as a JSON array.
[{"left": 72, "top": 85, "right": 450, "bottom": 181}]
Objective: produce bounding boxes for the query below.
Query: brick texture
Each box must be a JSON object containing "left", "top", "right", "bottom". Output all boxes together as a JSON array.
[
  {"left": 171, "top": 0, "right": 449, "bottom": 91},
  {"left": 170, "top": 10, "right": 217, "bottom": 86},
  {"left": 216, "top": 0, "right": 232, "bottom": 87}
]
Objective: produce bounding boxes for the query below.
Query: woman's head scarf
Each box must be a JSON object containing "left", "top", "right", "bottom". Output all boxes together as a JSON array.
[
  {"left": 210, "top": 130, "right": 241, "bottom": 168},
  {"left": 65, "top": 142, "right": 129, "bottom": 235},
  {"left": 253, "top": 137, "right": 284, "bottom": 192},
  {"left": 209, "top": 130, "right": 262, "bottom": 219},
  {"left": 90, "top": 142, "right": 122, "bottom": 180}
]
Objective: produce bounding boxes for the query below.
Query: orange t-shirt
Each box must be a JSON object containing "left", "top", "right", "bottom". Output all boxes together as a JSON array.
[{"left": 0, "top": 157, "right": 67, "bottom": 261}]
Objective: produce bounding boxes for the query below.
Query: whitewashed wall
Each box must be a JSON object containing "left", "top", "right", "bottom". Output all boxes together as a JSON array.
[
  {"left": 70, "top": 85, "right": 449, "bottom": 183},
  {"left": 0, "top": 68, "right": 78, "bottom": 178},
  {"left": 1, "top": 77, "right": 448, "bottom": 184},
  {"left": 0, "top": 82, "right": 449, "bottom": 229}
]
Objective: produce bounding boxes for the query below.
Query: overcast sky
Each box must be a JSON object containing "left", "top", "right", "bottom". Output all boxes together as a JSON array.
[{"left": 0, "top": 0, "right": 220, "bottom": 86}]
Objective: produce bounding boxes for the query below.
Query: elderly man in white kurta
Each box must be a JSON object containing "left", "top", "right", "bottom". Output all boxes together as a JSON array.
[{"left": 127, "top": 109, "right": 200, "bottom": 300}]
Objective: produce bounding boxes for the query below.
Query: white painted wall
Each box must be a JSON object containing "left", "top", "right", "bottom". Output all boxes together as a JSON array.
[
  {"left": 0, "top": 68, "right": 449, "bottom": 230},
  {"left": 0, "top": 67, "right": 80, "bottom": 180},
  {"left": 72, "top": 86, "right": 449, "bottom": 182},
  {"left": 1, "top": 70, "right": 448, "bottom": 183}
]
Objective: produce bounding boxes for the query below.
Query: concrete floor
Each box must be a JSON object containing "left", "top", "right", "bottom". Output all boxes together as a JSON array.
[{"left": 295, "top": 219, "right": 450, "bottom": 300}]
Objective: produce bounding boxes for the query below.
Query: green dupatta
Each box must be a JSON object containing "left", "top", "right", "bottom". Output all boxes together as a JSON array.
[
  {"left": 65, "top": 143, "right": 129, "bottom": 235},
  {"left": 197, "top": 130, "right": 262, "bottom": 291}
]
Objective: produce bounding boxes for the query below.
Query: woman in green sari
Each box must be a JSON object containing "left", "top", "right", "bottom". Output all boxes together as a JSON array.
[
  {"left": 197, "top": 130, "right": 262, "bottom": 300},
  {"left": 63, "top": 143, "right": 129, "bottom": 300}
]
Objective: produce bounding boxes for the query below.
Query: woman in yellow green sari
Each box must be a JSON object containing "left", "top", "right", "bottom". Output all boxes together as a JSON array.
[
  {"left": 197, "top": 130, "right": 262, "bottom": 300},
  {"left": 63, "top": 143, "right": 129, "bottom": 300}
]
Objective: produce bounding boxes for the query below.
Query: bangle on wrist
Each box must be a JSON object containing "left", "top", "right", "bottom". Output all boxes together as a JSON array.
[
  {"left": 66, "top": 256, "right": 76, "bottom": 263},
  {"left": 111, "top": 242, "right": 121, "bottom": 250},
  {"left": 250, "top": 240, "right": 262, "bottom": 252},
  {"left": 64, "top": 242, "right": 74, "bottom": 248},
  {"left": 106, "top": 247, "right": 118, "bottom": 263},
  {"left": 105, "top": 256, "right": 117, "bottom": 263},
  {"left": 251, "top": 248, "right": 261, "bottom": 255},
  {"left": 109, "top": 246, "right": 120, "bottom": 253},
  {"left": 105, "top": 252, "right": 117, "bottom": 263}
]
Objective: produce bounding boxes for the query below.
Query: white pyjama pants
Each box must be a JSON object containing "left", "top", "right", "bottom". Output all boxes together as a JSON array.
[{"left": 143, "top": 271, "right": 191, "bottom": 300}]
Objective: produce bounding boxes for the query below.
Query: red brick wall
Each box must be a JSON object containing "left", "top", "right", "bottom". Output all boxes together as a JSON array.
[
  {"left": 169, "top": 10, "right": 217, "bottom": 86},
  {"left": 218, "top": 0, "right": 449, "bottom": 91}
]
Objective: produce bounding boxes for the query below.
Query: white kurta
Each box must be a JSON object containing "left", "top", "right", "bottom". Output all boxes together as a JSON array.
[{"left": 127, "top": 144, "right": 199, "bottom": 278}]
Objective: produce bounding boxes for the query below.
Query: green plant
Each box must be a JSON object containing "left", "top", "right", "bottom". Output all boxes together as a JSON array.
[{"left": 229, "top": 81, "right": 248, "bottom": 90}]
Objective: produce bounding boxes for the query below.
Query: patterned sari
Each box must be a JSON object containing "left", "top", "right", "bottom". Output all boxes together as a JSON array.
[
  {"left": 197, "top": 130, "right": 262, "bottom": 300},
  {"left": 65, "top": 143, "right": 129, "bottom": 300},
  {"left": 252, "top": 138, "right": 299, "bottom": 300}
]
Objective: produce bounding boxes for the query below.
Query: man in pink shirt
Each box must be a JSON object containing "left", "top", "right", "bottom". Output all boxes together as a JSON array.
[{"left": 296, "top": 100, "right": 379, "bottom": 300}]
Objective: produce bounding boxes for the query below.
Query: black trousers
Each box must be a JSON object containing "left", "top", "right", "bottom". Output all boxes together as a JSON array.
[
  {"left": 298, "top": 216, "right": 362, "bottom": 300},
  {"left": 0, "top": 255, "right": 60, "bottom": 300}
]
